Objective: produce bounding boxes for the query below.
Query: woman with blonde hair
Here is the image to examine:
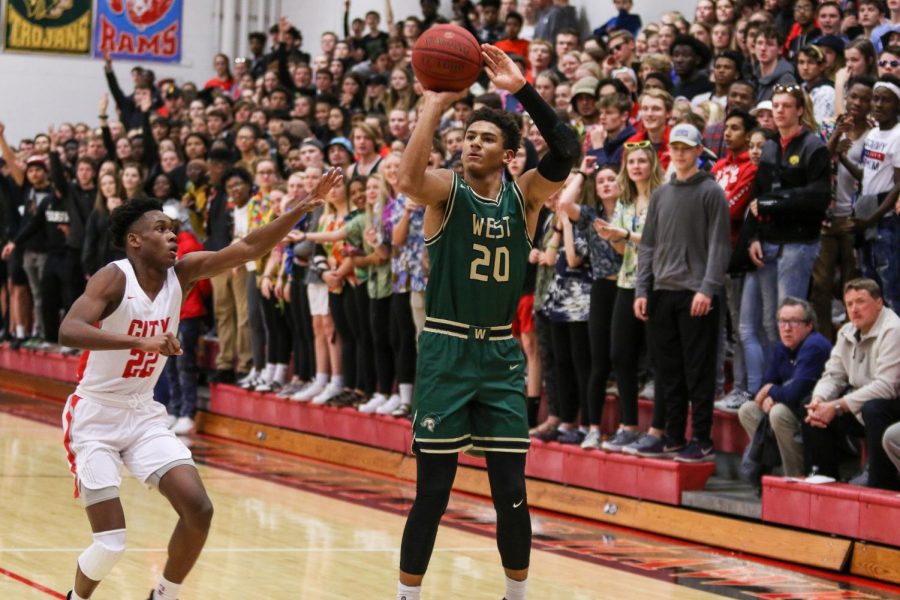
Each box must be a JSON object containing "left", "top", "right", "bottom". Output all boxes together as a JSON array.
[{"left": 598, "top": 142, "right": 666, "bottom": 453}]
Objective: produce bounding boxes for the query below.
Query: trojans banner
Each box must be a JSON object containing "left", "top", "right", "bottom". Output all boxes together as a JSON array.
[
  {"left": 93, "top": 0, "right": 183, "bottom": 63},
  {"left": 4, "top": 0, "right": 92, "bottom": 55}
]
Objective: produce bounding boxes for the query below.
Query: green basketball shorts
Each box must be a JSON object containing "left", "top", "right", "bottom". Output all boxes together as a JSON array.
[{"left": 412, "top": 318, "right": 531, "bottom": 456}]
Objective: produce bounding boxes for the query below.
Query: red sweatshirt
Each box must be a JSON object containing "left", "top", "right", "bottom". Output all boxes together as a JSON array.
[
  {"left": 712, "top": 150, "right": 758, "bottom": 246},
  {"left": 177, "top": 230, "right": 211, "bottom": 319}
]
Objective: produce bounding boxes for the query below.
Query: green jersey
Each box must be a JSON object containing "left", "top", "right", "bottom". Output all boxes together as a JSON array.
[{"left": 424, "top": 172, "right": 532, "bottom": 328}]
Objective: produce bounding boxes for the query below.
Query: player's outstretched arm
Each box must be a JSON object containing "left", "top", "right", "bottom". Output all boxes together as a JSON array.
[
  {"left": 176, "top": 168, "right": 342, "bottom": 286},
  {"left": 59, "top": 265, "right": 181, "bottom": 355},
  {"left": 395, "top": 91, "right": 463, "bottom": 206},
  {"left": 481, "top": 44, "right": 579, "bottom": 209}
]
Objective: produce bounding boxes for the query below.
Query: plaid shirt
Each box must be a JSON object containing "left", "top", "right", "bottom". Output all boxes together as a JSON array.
[{"left": 703, "top": 121, "right": 726, "bottom": 159}]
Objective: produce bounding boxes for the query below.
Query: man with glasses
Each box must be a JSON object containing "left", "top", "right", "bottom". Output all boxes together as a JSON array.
[{"left": 737, "top": 298, "right": 831, "bottom": 477}]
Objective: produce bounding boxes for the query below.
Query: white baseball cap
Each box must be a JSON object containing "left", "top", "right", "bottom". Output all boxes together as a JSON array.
[
  {"left": 750, "top": 100, "right": 774, "bottom": 116},
  {"left": 669, "top": 123, "right": 702, "bottom": 147}
]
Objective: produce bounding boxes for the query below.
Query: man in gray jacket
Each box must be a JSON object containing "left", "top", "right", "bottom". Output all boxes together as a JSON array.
[
  {"left": 805, "top": 278, "right": 900, "bottom": 489},
  {"left": 634, "top": 123, "right": 732, "bottom": 462}
]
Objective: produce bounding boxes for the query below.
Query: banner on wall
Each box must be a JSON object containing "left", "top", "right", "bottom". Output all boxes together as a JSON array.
[
  {"left": 4, "top": 0, "right": 93, "bottom": 54},
  {"left": 93, "top": 0, "right": 183, "bottom": 63}
]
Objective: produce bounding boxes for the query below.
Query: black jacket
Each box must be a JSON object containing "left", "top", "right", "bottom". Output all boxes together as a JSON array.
[
  {"left": 204, "top": 184, "right": 232, "bottom": 252},
  {"left": 49, "top": 152, "right": 95, "bottom": 251},
  {"left": 82, "top": 209, "right": 123, "bottom": 275},
  {"left": 748, "top": 128, "right": 831, "bottom": 244}
]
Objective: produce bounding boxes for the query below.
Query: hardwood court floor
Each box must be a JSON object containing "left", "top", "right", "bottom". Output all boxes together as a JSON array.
[{"left": 2, "top": 395, "right": 899, "bottom": 599}]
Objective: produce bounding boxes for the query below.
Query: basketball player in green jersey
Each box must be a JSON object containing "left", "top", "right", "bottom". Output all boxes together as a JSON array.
[{"left": 394, "top": 45, "right": 579, "bottom": 600}]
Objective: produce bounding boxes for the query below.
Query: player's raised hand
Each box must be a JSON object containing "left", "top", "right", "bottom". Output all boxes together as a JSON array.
[
  {"left": 138, "top": 332, "right": 183, "bottom": 356},
  {"left": 422, "top": 88, "right": 469, "bottom": 111},
  {"left": 481, "top": 44, "right": 526, "bottom": 93}
]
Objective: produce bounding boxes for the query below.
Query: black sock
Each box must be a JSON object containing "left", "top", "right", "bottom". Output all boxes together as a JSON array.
[{"left": 526, "top": 396, "right": 540, "bottom": 428}]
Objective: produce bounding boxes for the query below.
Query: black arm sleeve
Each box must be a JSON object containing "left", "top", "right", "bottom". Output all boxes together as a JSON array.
[{"left": 514, "top": 83, "right": 579, "bottom": 182}]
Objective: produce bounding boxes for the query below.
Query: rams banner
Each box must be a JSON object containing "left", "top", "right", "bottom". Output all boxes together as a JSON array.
[
  {"left": 93, "top": 0, "right": 183, "bottom": 63},
  {"left": 4, "top": 0, "right": 93, "bottom": 55}
]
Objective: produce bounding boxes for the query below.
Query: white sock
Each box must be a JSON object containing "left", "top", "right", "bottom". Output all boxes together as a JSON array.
[
  {"left": 153, "top": 575, "right": 181, "bottom": 600},
  {"left": 260, "top": 363, "right": 275, "bottom": 383},
  {"left": 505, "top": 576, "right": 528, "bottom": 600},
  {"left": 314, "top": 372, "right": 329, "bottom": 385},
  {"left": 273, "top": 363, "right": 288, "bottom": 384},
  {"left": 399, "top": 383, "right": 414, "bottom": 406},
  {"left": 69, "top": 591, "right": 87, "bottom": 600},
  {"left": 15, "top": 325, "right": 25, "bottom": 339},
  {"left": 397, "top": 582, "right": 421, "bottom": 600},
  {"left": 330, "top": 375, "right": 344, "bottom": 388}
]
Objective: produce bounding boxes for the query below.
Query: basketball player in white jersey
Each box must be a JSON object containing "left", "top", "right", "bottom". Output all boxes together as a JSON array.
[{"left": 57, "top": 167, "right": 342, "bottom": 600}]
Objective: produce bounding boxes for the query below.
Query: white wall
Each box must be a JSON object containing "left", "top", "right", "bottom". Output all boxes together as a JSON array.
[
  {"left": 0, "top": 0, "right": 694, "bottom": 143},
  {"left": 0, "top": 0, "right": 221, "bottom": 143}
]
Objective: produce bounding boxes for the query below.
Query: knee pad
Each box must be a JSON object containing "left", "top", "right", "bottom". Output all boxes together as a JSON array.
[{"left": 77, "top": 529, "right": 126, "bottom": 581}]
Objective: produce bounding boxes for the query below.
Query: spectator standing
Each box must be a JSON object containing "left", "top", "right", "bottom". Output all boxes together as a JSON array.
[
  {"left": 603, "top": 143, "right": 665, "bottom": 453},
  {"left": 634, "top": 123, "right": 731, "bottom": 462},
  {"left": 533, "top": 0, "right": 578, "bottom": 45},
  {"left": 161, "top": 205, "right": 212, "bottom": 435},
  {"left": 855, "top": 76, "right": 900, "bottom": 312},
  {"left": 712, "top": 108, "right": 758, "bottom": 411},
  {"left": 752, "top": 25, "right": 798, "bottom": 102},
  {"left": 558, "top": 158, "right": 623, "bottom": 449},
  {"left": 812, "top": 76, "right": 874, "bottom": 339},
  {"left": 626, "top": 89, "right": 674, "bottom": 170},
  {"left": 805, "top": 279, "right": 900, "bottom": 490}
]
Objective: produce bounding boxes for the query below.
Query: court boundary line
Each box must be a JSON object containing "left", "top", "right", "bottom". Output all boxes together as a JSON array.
[{"left": 0, "top": 565, "right": 65, "bottom": 598}]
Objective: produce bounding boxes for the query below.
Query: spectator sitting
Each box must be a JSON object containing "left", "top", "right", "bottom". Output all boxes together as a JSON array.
[
  {"left": 804, "top": 278, "right": 900, "bottom": 490},
  {"left": 884, "top": 421, "right": 900, "bottom": 474},
  {"left": 738, "top": 298, "right": 832, "bottom": 477}
]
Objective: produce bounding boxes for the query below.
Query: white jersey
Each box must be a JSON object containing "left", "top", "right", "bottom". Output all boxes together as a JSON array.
[{"left": 74, "top": 259, "right": 182, "bottom": 408}]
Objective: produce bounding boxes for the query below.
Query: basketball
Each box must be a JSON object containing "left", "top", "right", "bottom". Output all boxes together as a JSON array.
[{"left": 411, "top": 24, "right": 483, "bottom": 92}]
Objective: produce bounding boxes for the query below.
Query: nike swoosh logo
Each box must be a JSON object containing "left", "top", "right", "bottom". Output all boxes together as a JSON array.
[
  {"left": 513, "top": 499, "right": 524, "bottom": 508},
  {"left": 509, "top": 364, "right": 519, "bottom": 370},
  {"left": 126, "top": 296, "right": 136, "bottom": 300}
]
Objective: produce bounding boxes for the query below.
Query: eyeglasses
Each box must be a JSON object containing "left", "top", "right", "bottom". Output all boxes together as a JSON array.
[
  {"left": 624, "top": 140, "right": 652, "bottom": 150},
  {"left": 610, "top": 43, "right": 625, "bottom": 52},
  {"left": 777, "top": 318, "right": 809, "bottom": 328},
  {"left": 880, "top": 59, "right": 900, "bottom": 68},
  {"left": 773, "top": 83, "right": 802, "bottom": 94}
]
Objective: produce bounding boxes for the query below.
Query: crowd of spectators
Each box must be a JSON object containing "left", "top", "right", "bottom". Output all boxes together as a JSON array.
[{"left": 1, "top": 0, "right": 899, "bottom": 489}]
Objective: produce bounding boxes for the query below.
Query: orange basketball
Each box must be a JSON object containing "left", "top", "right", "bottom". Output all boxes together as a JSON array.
[{"left": 411, "top": 24, "right": 483, "bottom": 92}]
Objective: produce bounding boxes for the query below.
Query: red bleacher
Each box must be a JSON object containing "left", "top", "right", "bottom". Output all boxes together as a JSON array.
[
  {"left": 210, "top": 382, "right": 715, "bottom": 505},
  {"left": 762, "top": 476, "right": 900, "bottom": 547},
  {"left": 0, "top": 345, "right": 80, "bottom": 383},
  {"left": 5, "top": 345, "right": 900, "bottom": 548}
]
